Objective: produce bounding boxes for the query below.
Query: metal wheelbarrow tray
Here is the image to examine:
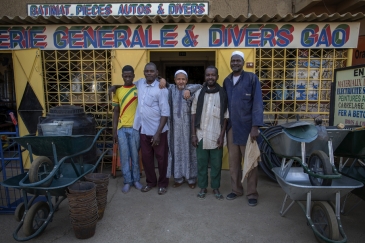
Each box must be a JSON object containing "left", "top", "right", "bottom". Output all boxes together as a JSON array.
[
  {"left": 0, "top": 128, "right": 107, "bottom": 241},
  {"left": 269, "top": 128, "right": 349, "bottom": 158},
  {"left": 273, "top": 167, "right": 363, "bottom": 243},
  {"left": 263, "top": 122, "right": 350, "bottom": 187}
]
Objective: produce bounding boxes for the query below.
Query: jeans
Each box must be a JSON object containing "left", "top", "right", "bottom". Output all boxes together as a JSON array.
[{"left": 118, "top": 128, "right": 140, "bottom": 185}]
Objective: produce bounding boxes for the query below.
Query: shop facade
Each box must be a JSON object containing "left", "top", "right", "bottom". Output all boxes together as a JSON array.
[{"left": 0, "top": 1, "right": 364, "bottom": 168}]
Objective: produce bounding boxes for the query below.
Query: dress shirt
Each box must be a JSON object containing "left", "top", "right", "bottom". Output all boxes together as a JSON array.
[{"left": 133, "top": 78, "right": 170, "bottom": 136}]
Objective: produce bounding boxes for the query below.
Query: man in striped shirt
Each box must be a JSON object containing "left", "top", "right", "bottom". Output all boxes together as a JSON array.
[{"left": 113, "top": 65, "right": 142, "bottom": 193}]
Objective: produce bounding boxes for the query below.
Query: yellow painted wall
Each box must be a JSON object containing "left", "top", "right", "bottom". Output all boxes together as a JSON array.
[
  {"left": 13, "top": 49, "right": 45, "bottom": 168},
  {"left": 111, "top": 50, "right": 148, "bottom": 85}
]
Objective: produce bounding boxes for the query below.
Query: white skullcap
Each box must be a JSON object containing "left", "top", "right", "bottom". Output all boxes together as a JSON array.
[
  {"left": 231, "top": 51, "right": 244, "bottom": 60},
  {"left": 175, "top": 70, "right": 188, "bottom": 78}
]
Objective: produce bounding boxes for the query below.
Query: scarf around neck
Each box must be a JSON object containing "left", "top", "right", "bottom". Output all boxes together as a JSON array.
[{"left": 194, "top": 83, "right": 227, "bottom": 129}]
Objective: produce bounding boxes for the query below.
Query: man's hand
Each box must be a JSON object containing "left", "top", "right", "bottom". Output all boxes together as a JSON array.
[
  {"left": 250, "top": 126, "right": 259, "bottom": 143},
  {"left": 159, "top": 78, "right": 166, "bottom": 89},
  {"left": 191, "top": 135, "right": 198, "bottom": 147},
  {"left": 151, "top": 133, "right": 161, "bottom": 146},
  {"left": 216, "top": 135, "right": 224, "bottom": 149},
  {"left": 183, "top": 90, "right": 191, "bottom": 99},
  {"left": 109, "top": 85, "right": 117, "bottom": 97}
]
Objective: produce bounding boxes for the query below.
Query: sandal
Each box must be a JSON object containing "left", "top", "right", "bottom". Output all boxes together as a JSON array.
[
  {"left": 188, "top": 183, "right": 196, "bottom": 189},
  {"left": 197, "top": 189, "right": 207, "bottom": 200},
  {"left": 173, "top": 182, "right": 183, "bottom": 188},
  {"left": 213, "top": 189, "right": 224, "bottom": 200}
]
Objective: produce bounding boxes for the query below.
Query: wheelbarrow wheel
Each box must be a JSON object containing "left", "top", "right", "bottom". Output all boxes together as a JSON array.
[
  {"left": 14, "top": 202, "right": 25, "bottom": 222},
  {"left": 311, "top": 201, "right": 340, "bottom": 242},
  {"left": 308, "top": 150, "right": 332, "bottom": 186},
  {"left": 29, "top": 156, "right": 54, "bottom": 187},
  {"left": 23, "top": 201, "right": 50, "bottom": 237}
]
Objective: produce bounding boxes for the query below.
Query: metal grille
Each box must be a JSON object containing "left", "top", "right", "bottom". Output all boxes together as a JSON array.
[
  {"left": 42, "top": 50, "right": 113, "bottom": 164},
  {"left": 255, "top": 48, "right": 348, "bottom": 126}
]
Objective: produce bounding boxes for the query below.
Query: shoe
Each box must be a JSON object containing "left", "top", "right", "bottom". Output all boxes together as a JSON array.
[
  {"left": 158, "top": 187, "right": 167, "bottom": 195},
  {"left": 226, "top": 192, "right": 238, "bottom": 200},
  {"left": 141, "top": 185, "right": 154, "bottom": 192},
  {"left": 121, "top": 184, "right": 130, "bottom": 194},
  {"left": 197, "top": 188, "right": 207, "bottom": 200},
  {"left": 134, "top": 181, "right": 143, "bottom": 190},
  {"left": 173, "top": 182, "right": 183, "bottom": 188},
  {"left": 248, "top": 199, "right": 258, "bottom": 206},
  {"left": 213, "top": 189, "right": 224, "bottom": 200},
  {"left": 188, "top": 183, "right": 196, "bottom": 189}
]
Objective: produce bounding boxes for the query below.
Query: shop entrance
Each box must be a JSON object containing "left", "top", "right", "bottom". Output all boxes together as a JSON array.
[
  {"left": 150, "top": 51, "right": 215, "bottom": 84},
  {"left": 0, "top": 52, "right": 15, "bottom": 128}
]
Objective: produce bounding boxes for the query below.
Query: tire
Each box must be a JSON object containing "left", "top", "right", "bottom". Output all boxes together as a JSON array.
[
  {"left": 23, "top": 201, "right": 50, "bottom": 237},
  {"left": 311, "top": 201, "right": 340, "bottom": 243},
  {"left": 308, "top": 150, "right": 332, "bottom": 186},
  {"left": 14, "top": 202, "right": 25, "bottom": 222},
  {"left": 29, "top": 156, "right": 54, "bottom": 187}
]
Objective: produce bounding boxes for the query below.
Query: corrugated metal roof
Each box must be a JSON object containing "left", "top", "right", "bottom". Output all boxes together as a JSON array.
[{"left": 0, "top": 12, "right": 364, "bottom": 25}]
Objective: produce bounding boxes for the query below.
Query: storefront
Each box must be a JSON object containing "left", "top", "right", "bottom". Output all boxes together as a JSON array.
[{"left": 0, "top": 6, "right": 364, "bottom": 168}]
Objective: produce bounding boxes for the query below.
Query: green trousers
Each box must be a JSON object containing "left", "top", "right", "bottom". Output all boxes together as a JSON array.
[{"left": 196, "top": 139, "right": 223, "bottom": 189}]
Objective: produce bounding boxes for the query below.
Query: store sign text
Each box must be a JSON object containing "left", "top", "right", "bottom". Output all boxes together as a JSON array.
[
  {"left": 0, "top": 23, "right": 359, "bottom": 50},
  {"left": 27, "top": 2, "right": 209, "bottom": 17},
  {"left": 333, "top": 67, "right": 365, "bottom": 126}
]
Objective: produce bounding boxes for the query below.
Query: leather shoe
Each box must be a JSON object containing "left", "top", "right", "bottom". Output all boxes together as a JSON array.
[
  {"left": 248, "top": 199, "right": 258, "bottom": 206},
  {"left": 158, "top": 187, "right": 167, "bottom": 195},
  {"left": 141, "top": 185, "right": 154, "bottom": 192}
]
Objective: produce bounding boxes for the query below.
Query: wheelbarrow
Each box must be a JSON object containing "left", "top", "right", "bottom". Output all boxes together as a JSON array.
[
  {"left": 273, "top": 167, "right": 363, "bottom": 243},
  {"left": 334, "top": 128, "right": 365, "bottom": 213},
  {"left": 0, "top": 128, "right": 108, "bottom": 241},
  {"left": 260, "top": 121, "right": 350, "bottom": 186}
]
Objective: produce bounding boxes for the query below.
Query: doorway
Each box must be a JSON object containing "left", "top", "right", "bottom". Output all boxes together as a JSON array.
[
  {"left": 0, "top": 53, "right": 16, "bottom": 128},
  {"left": 150, "top": 51, "right": 215, "bottom": 84}
]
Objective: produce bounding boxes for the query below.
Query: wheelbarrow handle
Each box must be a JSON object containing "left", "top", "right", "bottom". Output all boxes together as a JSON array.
[
  {"left": 19, "top": 164, "right": 59, "bottom": 188},
  {"left": 18, "top": 128, "right": 107, "bottom": 188}
]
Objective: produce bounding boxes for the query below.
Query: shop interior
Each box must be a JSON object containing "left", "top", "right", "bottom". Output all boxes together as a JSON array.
[
  {"left": 150, "top": 51, "right": 215, "bottom": 84},
  {"left": 0, "top": 53, "right": 15, "bottom": 131}
]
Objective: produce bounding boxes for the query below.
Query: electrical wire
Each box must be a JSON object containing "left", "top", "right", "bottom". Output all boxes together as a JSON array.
[{"left": 322, "top": 0, "right": 332, "bottom": 14}]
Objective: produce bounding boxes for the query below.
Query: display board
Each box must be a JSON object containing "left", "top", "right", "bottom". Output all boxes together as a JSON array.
[{"left": 329, "top": 65, "right": 365, "bottom": 126}]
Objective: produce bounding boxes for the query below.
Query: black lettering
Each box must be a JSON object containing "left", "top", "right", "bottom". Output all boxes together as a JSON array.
[
  {"left": 359, "top": 68, "right": 364, "bottom": 76},
  {"left": 354, "top": 69, "right": 359, "bottom": 76}
]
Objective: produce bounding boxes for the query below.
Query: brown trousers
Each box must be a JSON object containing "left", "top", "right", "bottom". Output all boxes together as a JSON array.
[
  {"left": 140, "top": 132, "right": 169, "bottom": 188},
  {"left": 227, "top": 129, "right": 258, "bottom": 199}
]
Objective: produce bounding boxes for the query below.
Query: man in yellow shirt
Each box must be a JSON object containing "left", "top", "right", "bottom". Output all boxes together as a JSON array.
[{"left": 112, "top": 65, "right": 142, "bottom": 193}]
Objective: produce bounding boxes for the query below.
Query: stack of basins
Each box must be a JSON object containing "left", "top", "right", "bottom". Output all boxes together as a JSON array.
[
  {"left": 67, "top": 181, "right": 98, "bottom": 239},
  {"left": 84, "top": 173, "right": 109, "bottom": 219}
]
